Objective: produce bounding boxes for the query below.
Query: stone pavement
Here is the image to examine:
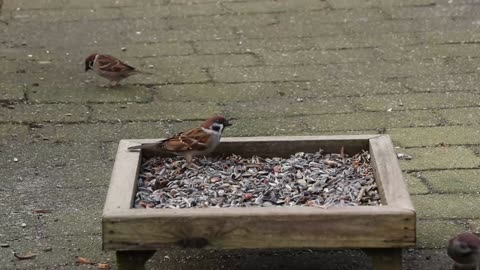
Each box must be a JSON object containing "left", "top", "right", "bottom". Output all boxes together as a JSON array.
[{"left": 1, "top": 0, "right": 480, "bottom": 269}]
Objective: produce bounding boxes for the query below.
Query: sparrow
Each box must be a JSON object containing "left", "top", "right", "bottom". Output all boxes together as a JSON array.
[
  {"left": 448, "top": 232, "right": 480, "bottom": 270},
  {"left": 128, "top": 116, "right": 233, "bottom": 165},
  {"left": 84, "top": 53, "right": 151, "bottom": 87}
]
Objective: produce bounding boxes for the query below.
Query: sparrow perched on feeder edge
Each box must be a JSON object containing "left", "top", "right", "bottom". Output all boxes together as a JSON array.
[
  {"left": 447, "top": 232, "right": 480, "bottom": 270},
  {"left": 128, "top": 115, "right": 233, "bottom": 166},
  {"left": 84, "top": 53, "right": 151, "bottom": 87}
]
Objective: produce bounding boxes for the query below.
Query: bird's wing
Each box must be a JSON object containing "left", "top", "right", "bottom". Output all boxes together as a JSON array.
[
  {"left": 96, "top": 54, "right": 136, "bottom": 73},
  {"left": 161, "top": 127, "right": 211, "bottom": 152}
]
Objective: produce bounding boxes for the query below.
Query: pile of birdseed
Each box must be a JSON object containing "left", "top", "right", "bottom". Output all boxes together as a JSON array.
[{"left": 134, "top": 150, "right": 381, "bottom": 209}]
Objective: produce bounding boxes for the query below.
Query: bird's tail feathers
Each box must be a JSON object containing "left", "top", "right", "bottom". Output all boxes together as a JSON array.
[{"left": 128, "top": 142, "right": 161, "bottom": 151}]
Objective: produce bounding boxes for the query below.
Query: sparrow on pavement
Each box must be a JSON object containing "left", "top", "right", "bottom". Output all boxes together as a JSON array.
[
  {"left": 448, "top": 232, "right": 480, "bottom": 270},
  {"left": 84, "top": 53, "right": 150, "bottom": 87},
  {"left": 128, "top": 115, "right": 233, "bottom": 165}
]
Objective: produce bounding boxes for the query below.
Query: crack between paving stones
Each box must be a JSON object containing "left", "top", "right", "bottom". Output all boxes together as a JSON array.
[
  {"left": 203, "top": 67, "right": 214, "bottom": 82},
  {"left": 419, "top": 218, "right": 477, "bottom": 221},
  {"left": 410, "top": 171, "right": 435, "bottom": 193},
  {"left": 3, "top": 117, "right": 480, "bottom": 133},
  {"left": 402, "top": 143, "right": 480, "bottom": 149},
  {"left": 186, "top": 40, "right": 199, "bottom": 54},
  {"left": 0, "top": 114, "right": 476, "bottom": 126},
  {"left": 11, "top": 88, "right": 480, "bottom": 106},
  {"left": 404, "top": 167, "right": 480, "bottom": 173}
]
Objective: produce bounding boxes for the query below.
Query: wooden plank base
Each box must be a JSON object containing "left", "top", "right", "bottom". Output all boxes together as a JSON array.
[
  {"left": 363, "top": 248, "right": 402, "bottom": 270},
  {"left": 116, "top": 250, "right": 156, "bottom": 270}
]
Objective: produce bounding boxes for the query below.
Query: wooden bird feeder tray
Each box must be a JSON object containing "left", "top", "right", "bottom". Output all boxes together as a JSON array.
[{"left": 103, "top": 135, "right": 415, "bottom": 270}]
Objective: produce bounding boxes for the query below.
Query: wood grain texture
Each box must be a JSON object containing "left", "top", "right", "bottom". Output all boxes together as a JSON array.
[
  {"left": 130, "top": 135, "right": 376, "bottom": 159},
  {"left": 103, "top": 140, "right": 141, "bottom": 213},
  {"left": 103, "top": 135, "right": 415, "bottom": 251},
  {"left": 369, "top": 135, "right": 415, "bottom": 210},
  {"left": 103, "top": 206, "right": 415, "bottom": 250}
]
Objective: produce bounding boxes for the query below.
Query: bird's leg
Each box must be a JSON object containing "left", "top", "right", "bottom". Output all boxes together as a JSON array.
[{"left": 185, "top": 155, "right": 202, "bottom": 170}]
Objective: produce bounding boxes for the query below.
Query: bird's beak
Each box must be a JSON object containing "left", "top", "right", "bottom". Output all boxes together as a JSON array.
[{"left": 225, "top": 117, "right": 235, "bottom": 127}]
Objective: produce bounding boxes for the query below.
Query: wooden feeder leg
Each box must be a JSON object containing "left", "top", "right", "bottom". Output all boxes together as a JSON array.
[
  {"left": 116, "top": 250, "right": 156, "bottom": 270},
  {"left": 364, "top": 248, "right": 402, "bottom": 270}
]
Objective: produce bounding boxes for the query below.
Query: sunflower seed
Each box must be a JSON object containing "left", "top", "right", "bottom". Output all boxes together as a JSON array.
[{"left": 134, "top": 150, "right": 380, "bottom": 208}]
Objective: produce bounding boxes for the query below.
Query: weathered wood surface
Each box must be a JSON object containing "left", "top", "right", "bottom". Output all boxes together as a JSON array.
[
  {"left": 103, "top": 135, "right": 416, "bottom": 251},
  {"left": 130, "top": 135, "right": 375, "bottom": 159},
  {"left": 370, "top": 135, "right": 415, "bottom": 210},
  {"left": 103, "top": 140, "right": 141, "bottom": 213},
  {"left": 103, "top": 206, "right": 415, "bottom": 250}
]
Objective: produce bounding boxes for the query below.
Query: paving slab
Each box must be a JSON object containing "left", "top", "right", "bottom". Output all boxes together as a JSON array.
[
  {"left": 0, "top": 82, "right": 25, "bottom": 101},
  {"left": 0, "top": 103, "right": 90, "bottom": 124},
  {"left": 0, "top": 142, "right": 111, "bottom": 169},
  {"left": 275, "top": 9, "right": 388, "bottom": 24},
  {"left": 304, "top": 110, "right": 443, "bottom": 132},
  {"left": 126, "top": 26, "right": 238, "bottom": 43},
  {"left": 10, "top": 8, "right": 123, "bottom": 22},
  {"left": 404, "top": 173, "right": 430, "bottom": 195},
  {"left": 1, "top": 161, "right": 113, "bottom": 189},
  {"left": 390, "top": 126, "right": 480, "bottom": 147},
  {"left": 2, "top": 0, "right": 480, "bottom": 268},
  {"left": 398, "top": 146, "right": 480, "bottom": 171},
  {"left": 90, "top": 102, "right": 223, "bottom": 122},
  {"left": 140, "top": 53, "right": 260, "bottom": 68},
  {"left": 240, "top": 21, "right": 345, "bottom": 39},
  {"left": 438, "top": 107, "right": 480, "bottom": 125},
  {"left": 262, "top": 48, "right": 379, "bottom": 66},
  {"left": 469, "top": 219, "right": 480, "bottom": 233},
  {"left": 0, "top": 211, "right": 39, "bottom": 241},
  {"left": 387, "top": 4, "right": 480, "bottom": 19},
  {"left": 355, "top": 92, "right": 479, "bottom": 112},
  {"left": 0, "top": 124, "right": 29, "bottom": 143},
  {"left": 416, "top": 220, "right": 467, "bottom": 249},
  {"left": 412, "top": 194, "right": 480, "bottom": 219},
  {"left": 0, "top": 234, "right": 114, "bottom": 269},
  {"left": 344, "top": 17, "right": 480, "bottom": 35},
  {"left": 381, "top": 43, "right": 480, "bottom": 61},
  {"left": 156, "top": 82, "right": 307, "bottom": 102},
  {"left": 212, "top": 58, "right": 480, "bottom": 83},
  {"left": 3, "top": 20, "right": 128, "bottom": 49},
  {"left": 194, "top": 33, "right": 419, "bottom": 54},
  {"left": 28, "top": 122, "right": 167, "bottom": 143},
  {"left": 326, "top": 0, "right": 436, "bottom": 9},
  {"left": 155, "top": 80, "right": 408, "bottom": 103},
  {"left": 45, "top": 209, "right": 103, "bottom": 236},
  {"left": 2, "top": 0, "right": 138, "bottom": 9},
  {"left": 224, "top": 0, "right": 328, "bottom": 13},
  {"left": 167, "top": 13, "right": 278, "bottom": 30},
  {"left": 226, "top": 117, "right": 310, "bottom": 137},
  {"left": 418, "top": 29, "right": 480, "bottom": 44},
  {"left": 404, "top": 73, "right": 479, "bottom": 92},
  {"left": 121, "top": 3, "right": 229, "bottom": 18},
  {"left": 224, "top": 97, "right": 355, "bottom": 118},
  {"left": 422, "top": 169, "right": 480, "bottom": 193}
]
